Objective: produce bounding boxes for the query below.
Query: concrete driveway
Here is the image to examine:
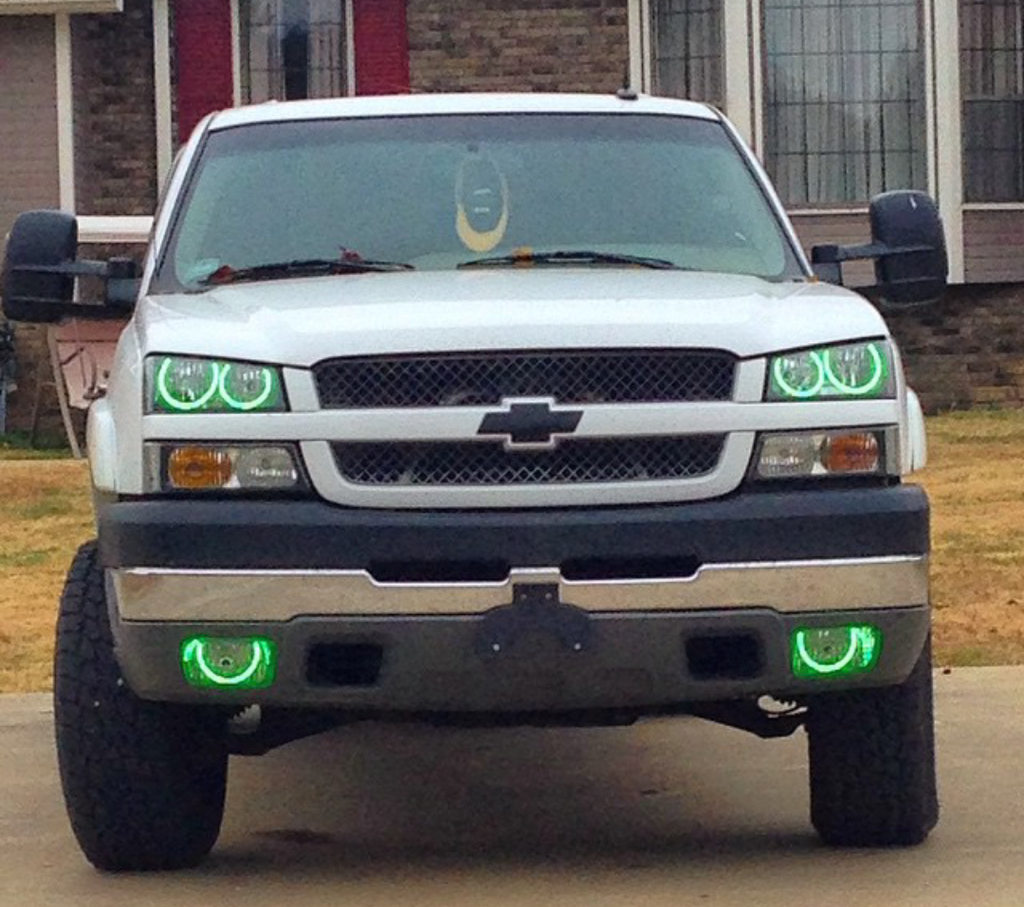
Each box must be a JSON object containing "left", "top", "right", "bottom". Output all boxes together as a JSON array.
[{"left": 1, "top": 668, "right": 1021, "bottom": 907}]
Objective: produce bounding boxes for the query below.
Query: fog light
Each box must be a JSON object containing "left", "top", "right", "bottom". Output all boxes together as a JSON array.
[
  {"left": 792, "top": 625, "right": 881, "bottom": 679},
  {"left": 181, "top": 636, "right": 277, "bottom": 689}
]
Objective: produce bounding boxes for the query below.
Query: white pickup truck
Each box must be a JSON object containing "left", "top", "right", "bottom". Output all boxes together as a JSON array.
[{"left": 2, "top": 92, "right": 947, "bottom": 871}]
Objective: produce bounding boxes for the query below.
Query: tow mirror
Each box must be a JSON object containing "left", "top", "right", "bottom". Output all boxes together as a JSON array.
[
  {"left": 811, "top": 190, "right": 948, "bottom": 307},
  {"left": 1, "top": 210, "right": 140, "bottom": 323}
]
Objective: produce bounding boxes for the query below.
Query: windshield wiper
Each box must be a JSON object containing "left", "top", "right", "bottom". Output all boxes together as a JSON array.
[
  {"left": 458, "top": 250, "right": 685, "bottom": 270},
  {"left": 199, "top": 257, "right": 414, "bottom": 286}
]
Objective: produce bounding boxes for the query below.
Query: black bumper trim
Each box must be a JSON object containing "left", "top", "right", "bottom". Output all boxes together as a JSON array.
[{"left": 98, "top": 485, "right": 928, "bottom": 571}]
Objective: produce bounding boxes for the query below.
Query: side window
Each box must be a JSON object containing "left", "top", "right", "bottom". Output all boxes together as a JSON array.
[{"left": 240, "top": 0, "right": 348, "bottom": 103}]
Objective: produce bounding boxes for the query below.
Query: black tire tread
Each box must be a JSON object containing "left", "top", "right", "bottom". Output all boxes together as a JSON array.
[
  {"left": 54, "top": 541, "right": 228, "bottom": 871},
  {"left": 807, "top": 639, "right": 938, "bottom": 847}
]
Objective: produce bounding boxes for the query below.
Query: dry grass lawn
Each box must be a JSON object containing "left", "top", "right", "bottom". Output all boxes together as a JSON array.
[
  {"left": 0, "top": 410, "right": 1022, "bottom": 692},
  {"left": 919, "top": 411, "right": 1024, "bottom": 666},
  {"left": 0, "top": 457, "right": 91, "bottom": 692}
]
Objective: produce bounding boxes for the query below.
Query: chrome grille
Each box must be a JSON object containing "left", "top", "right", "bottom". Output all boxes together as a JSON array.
[
  {"left": 331, "top": 436, "right": 726, "bottom": 486},
  {"left": 314, "top": 350, "right": 736, "bottom": 408}
]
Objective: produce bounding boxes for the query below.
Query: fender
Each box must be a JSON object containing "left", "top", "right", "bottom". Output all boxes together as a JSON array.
[
  {"left": 86, "top": 398, "right": 117, "bottom": 493},
  {"left": 905, "top": 388, "right": 927, "bottom": 472}
]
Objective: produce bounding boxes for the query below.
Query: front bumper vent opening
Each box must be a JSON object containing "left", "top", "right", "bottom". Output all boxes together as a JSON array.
[
  {"left": 369, "top": 560, "right": 511, "bottom": 584},
  {"left": 685, "top": 634, "right": 764, "bottom": 681},
  {"left": 561, "top": 555, "right": 701, "bottom": 581},
  {"left": 307, "top": 644, "right": 384, "bottom": 687}
]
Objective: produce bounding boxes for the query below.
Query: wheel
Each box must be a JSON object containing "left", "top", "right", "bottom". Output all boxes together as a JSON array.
[
  {"left": 53, "top": 541, "right": 229, "bottom": 871},
  {"left": 806, "top": 638, "right": 938, "bottom": 847}
]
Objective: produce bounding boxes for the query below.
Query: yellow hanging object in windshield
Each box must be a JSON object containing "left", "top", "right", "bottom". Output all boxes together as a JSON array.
[{"left": 456, "top": 154, "right": 509, "bottom": 252}]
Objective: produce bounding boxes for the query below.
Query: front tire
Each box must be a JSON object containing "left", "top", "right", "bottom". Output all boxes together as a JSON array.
[
  {"left": 806, "top": 639, "right": 938, "bottom": 847},
  {"left": 54, "top": 541, "right": 229, "bottom": 871}
]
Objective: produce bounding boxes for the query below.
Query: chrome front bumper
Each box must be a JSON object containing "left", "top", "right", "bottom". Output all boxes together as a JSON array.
[{"left": 110, "top": 555, "right": 928, "bottom": 622}]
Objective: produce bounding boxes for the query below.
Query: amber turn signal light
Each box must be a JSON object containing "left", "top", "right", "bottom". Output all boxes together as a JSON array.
[
  {"left": 167, "top": 446, "right": 233, "bottom": 489},
  {"left": 822, "top": 433, "right": 880, "bottom": 474}
]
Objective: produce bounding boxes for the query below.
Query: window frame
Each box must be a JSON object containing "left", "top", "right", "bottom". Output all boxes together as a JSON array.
[
  {"left": 960, "top": 0, "right": 1024, "bottom": 205},
  {"left": 758, "top": 0, "right": 930, "bottom": 210},
  {"left": 232, "top": 0, "right": 355, "bottom": 107}
]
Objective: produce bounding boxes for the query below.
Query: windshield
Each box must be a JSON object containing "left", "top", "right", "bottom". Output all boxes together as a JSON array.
[{"left": 153, "top": 113, "right": 804, "bottom": 292}]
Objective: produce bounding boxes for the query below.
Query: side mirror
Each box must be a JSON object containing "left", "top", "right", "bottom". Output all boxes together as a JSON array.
[
  {"left": 870, "top": 191, "right": 948, "bottom": 305},
  {"left": 1, "top": 210, "right": 140, "bottom": 323},
  {"left": 810, "top": 190, "right": 948, "bottom": 307}
]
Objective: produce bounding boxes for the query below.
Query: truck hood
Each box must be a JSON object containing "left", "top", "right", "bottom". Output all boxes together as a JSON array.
[{"left": 135, "top": 270, "right": 890, "bottom": 364}]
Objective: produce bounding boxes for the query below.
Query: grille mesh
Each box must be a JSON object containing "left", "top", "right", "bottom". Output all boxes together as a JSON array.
[
  {"left": 332, "top": 436, "right": 726, "bottom": 487},
  {"left": 314, "top": 350, "right": 736, "bottom": 408}
]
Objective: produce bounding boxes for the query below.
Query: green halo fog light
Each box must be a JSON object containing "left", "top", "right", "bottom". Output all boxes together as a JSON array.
[
  {"left": 181, "top": 636, "right": 277, "bottom": 690},
  {"left": 791, "top": 625, "right": 881, "bottom": 679}
]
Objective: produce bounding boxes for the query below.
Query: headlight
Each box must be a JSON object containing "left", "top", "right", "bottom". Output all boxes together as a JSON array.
[
  {"left": 767, "top": 341, "right": 894, "bottom": 401},
  {"left": 144, "top": 443, "right": 305, "bottom": 492},
  {"left": 147, "top": 356, "right": 286, "bottom": 413}
]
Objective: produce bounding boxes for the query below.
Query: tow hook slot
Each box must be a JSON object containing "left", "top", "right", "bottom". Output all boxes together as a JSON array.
[{"left": 476, "top": 583, "right": 593, "bottom": 657}]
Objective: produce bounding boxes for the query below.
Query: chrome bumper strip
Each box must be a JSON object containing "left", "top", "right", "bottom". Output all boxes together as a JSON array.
[{"left": 110, "top": 556, "right": 928, "bottom": 622}]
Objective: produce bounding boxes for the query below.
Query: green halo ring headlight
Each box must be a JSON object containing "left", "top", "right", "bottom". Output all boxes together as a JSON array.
[
  {"left": 150, "top": 356, "right": 286, "bottom": 413},
  {"left": 218, "top": 363, "right": 276, "bottom": 411},
  {"left": 823, "top": 342, "right": 886, "bottom": 396},
  {"left": 156, "top": 357, "right": 220, "bottom": 412},
  {"left": 772, "top": 351, "right": 826, "bottom": 400},
  {"left": 768, "top": 341, "right": 894, "bottom": 401}
]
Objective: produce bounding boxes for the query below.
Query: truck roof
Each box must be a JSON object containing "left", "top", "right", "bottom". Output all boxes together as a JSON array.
[{"left": 208, "top": 92, "right": 720, "bottom": 131}]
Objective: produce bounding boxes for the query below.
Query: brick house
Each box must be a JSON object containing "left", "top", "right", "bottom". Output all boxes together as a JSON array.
[{"left": 1, "top": 0, "right": 1023, "bottom": 435}]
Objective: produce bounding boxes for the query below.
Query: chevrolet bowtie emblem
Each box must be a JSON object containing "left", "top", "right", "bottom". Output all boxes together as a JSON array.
[{"left": 477, "top": 400, "right": 584, "bottom": 447}]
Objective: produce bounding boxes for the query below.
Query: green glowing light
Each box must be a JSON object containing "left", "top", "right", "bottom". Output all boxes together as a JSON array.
[
  {"left": 823, "top": 343, "right": 886, "bottom": 396},
  {"left": 218, "top": 364, "right": 276, "bottom": 411},
  {"left": 772, "top": 351, "right": 826, "bottom": 399},
  {"left": 152, "top": 357, "right": 285, "bottom": 413},
  {"left": 770, "top": 342, "right": 892, "bottom": 401},
  {"left": 181, "top": 636, "right": 277, "bottom": 690},
  {"left": 791, "top": 625, "right": 882, "bottom": 679},
  {"left": 156, "top": 358, "right": 220, "bottom": 412}
]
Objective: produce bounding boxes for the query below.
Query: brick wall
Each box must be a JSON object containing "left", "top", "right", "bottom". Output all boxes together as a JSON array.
[
  {"left": 71, "top": 0, "right": 158, "bottom": 216},
  {"left": 407, "top": 0, "right": 629, "bottom": 93},
  {"left": 887, "top": 285, "right": 1024, "bottom": 413}
]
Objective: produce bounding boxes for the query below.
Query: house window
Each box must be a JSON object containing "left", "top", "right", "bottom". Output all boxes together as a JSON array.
[
  {"left": 240, "top": 0, "right": 347, "bottom": 103},
  {"left": 651, "top": 0, "right": 723, "bottom": 107},
  {"left": 961, "top": 0, "right": 1024, "bottom": 202},
  {"left": 762, "top": 0, "right": 927, "bottom": 206}
]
